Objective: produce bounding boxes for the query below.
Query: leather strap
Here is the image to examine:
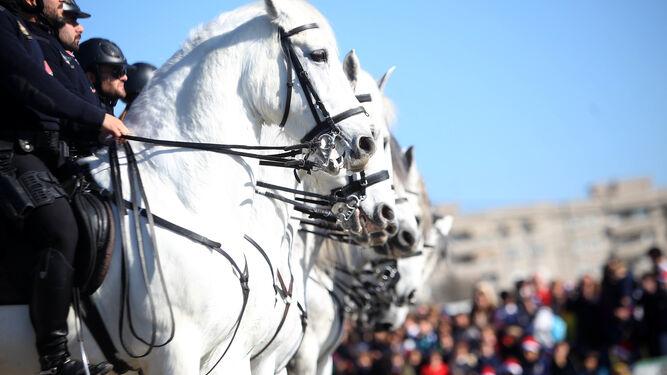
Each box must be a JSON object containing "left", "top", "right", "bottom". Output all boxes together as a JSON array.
[
  {"left": 355, "top": 94, "right": 372, "bottom": 103},
  {"left": 281, "top": 23, "right": 319, "bottom": 38},
  {"left": 330, "top": 170, "right": 390, "bottom": 198}
]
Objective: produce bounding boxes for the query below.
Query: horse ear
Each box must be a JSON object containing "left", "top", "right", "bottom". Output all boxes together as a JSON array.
[
  {"left": 343, "top": 49, "right": 360, "bottom": 87},
  {"left": 404, "top": 145, "right": 415, "bottom": 170},
  {"left": 265, "top": 0, "right": 296, "bottom": 23},
  {"left": 377, "top": 66, "right": 396, "bottom": 92},
  {"left": 265, "top": 0, "right": 279, "bottom": 18}
]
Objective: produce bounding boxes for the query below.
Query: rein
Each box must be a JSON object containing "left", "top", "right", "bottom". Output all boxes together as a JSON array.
[{"left": 107, "top": 143, "right": 250, "bottom": 373}]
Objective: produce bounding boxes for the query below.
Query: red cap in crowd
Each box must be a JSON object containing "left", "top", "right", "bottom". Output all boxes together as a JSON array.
[
  {"left": 502, "top": 358, "right": 523, "bottom": 375},
  {"left": 521, "top": 336, "right": 540, "bottom": 353}
]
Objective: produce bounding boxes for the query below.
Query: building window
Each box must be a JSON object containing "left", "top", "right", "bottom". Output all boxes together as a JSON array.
[
  {"left": 522, "top": 219, "right": 535, "bottom": 234},
  {"left": 497, "top": 224, "right": 510, "bottom": 238}
]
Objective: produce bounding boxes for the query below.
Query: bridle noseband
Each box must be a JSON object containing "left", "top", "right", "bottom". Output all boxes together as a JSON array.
[{"left": 277, "top": 23, "right": 369, "bottom": 143}]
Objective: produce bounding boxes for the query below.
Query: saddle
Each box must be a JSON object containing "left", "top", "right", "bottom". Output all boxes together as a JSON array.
[{"left": 0, "top": 190, "right": 115, "bottom": 305}]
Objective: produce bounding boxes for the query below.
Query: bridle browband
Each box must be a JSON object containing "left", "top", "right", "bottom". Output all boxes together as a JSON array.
[{"left": 277, "top": 23, "right": 368, "bottom": 143}]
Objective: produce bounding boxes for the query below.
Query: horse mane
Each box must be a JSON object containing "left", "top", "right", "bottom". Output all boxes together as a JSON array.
[{"left": 161, "top": 3, "right": 266, "bottom": 71}]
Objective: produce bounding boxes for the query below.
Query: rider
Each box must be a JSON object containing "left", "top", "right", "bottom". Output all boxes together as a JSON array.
[
  {"left": 77, "top": 37, "right": 128, "bottom": 115},
  {"left": 121, "top": 61, "right": 156, "bottom": 109},
  {"left": 0, "top": 0, "right": 126, "bottom": 373},
  {"left": 58, "top": 0, "right": 88, "bottom": 52},
  {"left": 26, "top": 0, "right": 100, "bottom": 158}
]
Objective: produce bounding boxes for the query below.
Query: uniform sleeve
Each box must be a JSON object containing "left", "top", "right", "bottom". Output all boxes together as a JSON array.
[{"left": 0, "top": 11, "right": 105, "bottom": 127}]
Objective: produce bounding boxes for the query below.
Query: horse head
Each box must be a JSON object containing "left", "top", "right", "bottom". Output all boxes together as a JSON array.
[
  {"left": 372, "top": 215, "right": 453, "bottom": 331},
  {"left": 257, "top": 0, "right": 376, "bottom": 173},
  {"left": 301, "top": 51, "right": 401, "bottom": 246}
]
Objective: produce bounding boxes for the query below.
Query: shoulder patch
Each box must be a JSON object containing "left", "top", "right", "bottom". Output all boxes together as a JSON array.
[{"left": 44, "top": 60, "right": 54, "bottom": 76}]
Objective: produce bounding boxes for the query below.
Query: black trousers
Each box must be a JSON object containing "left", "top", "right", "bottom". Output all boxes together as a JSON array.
[
  {"left": 11, "top": 152, "right": 78, "bottom": 264},
  {"left": 11, "top": 152, "right": 78, "bottom": 358}
]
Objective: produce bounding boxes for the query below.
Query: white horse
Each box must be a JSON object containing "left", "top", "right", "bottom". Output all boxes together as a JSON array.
[
  {"left": 288, "top": 52, "right": 423, "bottom": 375},
  {"left": 369, "top": 140, "right": 453, "bottom": 330},
  {"left": 0, "top": 1, "right": 380, "bottom": 374},
  {"left": 249, "top": 49, "right": 405, "bottom": 374}
]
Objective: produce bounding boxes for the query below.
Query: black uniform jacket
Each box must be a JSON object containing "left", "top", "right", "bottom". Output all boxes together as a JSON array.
[
  {"left": 26, "top": 20, "right": 102, "bottom": 137},
  {"left": 0, "top": 5, "right": 105, "bottom": 135}
]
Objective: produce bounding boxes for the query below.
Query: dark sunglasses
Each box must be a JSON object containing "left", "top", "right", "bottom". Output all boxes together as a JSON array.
[{"left": 108, "top": 65, "right": 127, "bottom": 79}]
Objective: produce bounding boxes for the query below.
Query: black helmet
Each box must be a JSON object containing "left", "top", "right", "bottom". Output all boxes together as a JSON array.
[
  {"left": 122, "top": 62, "right": 157, "bottom": 104},
  {"left": 63, "top": 0, "right": 90, "bottom": 19},
  {"left": 77, "top": 38, "right": 126, "bottom": 72}
]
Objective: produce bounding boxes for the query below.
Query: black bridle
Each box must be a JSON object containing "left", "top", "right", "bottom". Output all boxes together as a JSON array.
[
  {"left": 119, "top": 25, "right": 370, "bottom": 175},
  {"left": 277, "top": 23, "right": 368, "bottom": 143}
]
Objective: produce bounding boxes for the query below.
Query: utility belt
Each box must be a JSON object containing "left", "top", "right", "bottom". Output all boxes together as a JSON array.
[
  {"left": 0, "top": 136, "right": 68, "bottom": 222},
  {"left": 0, "top": 130, "right": 69, "bottom": 159}
]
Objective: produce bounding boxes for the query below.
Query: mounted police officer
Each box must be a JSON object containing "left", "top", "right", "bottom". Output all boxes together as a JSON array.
[
  {"left": 0, "top": 0, "right": 126, "bottom": 373},
  {"left": 119, "top": 61, "right": 156, "bottom": 118},
  {"left": 77, "top": 37, "right": 128, "bottom": 115},
  {"left": 58, "top": 0, "right": 88, "bottom": 52}
]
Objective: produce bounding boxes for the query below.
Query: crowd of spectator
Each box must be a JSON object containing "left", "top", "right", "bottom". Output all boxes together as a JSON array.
[{"left": 332, "top": 247, "right": 667, "bottom": 375}]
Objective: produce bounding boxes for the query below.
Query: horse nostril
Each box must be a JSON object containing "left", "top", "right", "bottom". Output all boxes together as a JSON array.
[
  {"left": 380, "top": 204, "right": 395, "bottom": 222},
  {"left": 400, "top": 230, "right": 416, "bottom": 247},
  {"left": 357, "top": 136, "right": 375, "bottom": 156},
  {"left": 385, "top": 223, "right": 398, "bottom": 236}
]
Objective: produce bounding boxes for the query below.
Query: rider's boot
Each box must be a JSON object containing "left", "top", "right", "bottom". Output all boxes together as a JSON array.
[{"left": 31, "top": 249, "right": 113, "bottom": 375}]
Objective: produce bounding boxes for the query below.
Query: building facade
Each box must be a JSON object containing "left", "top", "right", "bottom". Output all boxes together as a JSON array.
[{"left": 428, "top": 178, "right": 667, "bottom": 302}]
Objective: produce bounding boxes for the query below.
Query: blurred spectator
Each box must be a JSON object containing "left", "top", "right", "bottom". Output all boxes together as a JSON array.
[
  {"left": 635, "top": 272, "right": 667, "bottom": 356},
  {"left": 406, "top": 350, "right": 424, "bottom": 374},
  {"left": 495, "top": 291, "right": 521, "bottom": 328},
  {"left": 392, "top": 352, "right": 416, "bottom": 375},
  {"left": 500, "top": 357, "right": 523, "bottom": 375},
  {"left": 550, "top": 280, "right": 569, "bottom": 314},
  {"left": 647, "top": 246, "right": 667, "bottom": 286},
  {"left": 450, "top": 341, "right": 477, "bottom": 374},
  {"left": 472, "top": 281, "right": 498, "bottom": 329},
  {"left": 451, "top": 313, "right": 480, "bottom": 348},
  {"left": 600, "top": 258, "right": 636, "bottom": 360},
  {"left": 420, "top": 351, "right": 448, "bottom": 375},
  {"left": 520, "top": 336, "right": 548, "bottom": 375},
  {"left": 550, "top": 341, "right": 577, "bottom": 375},
  {"left": 567, "top": 275, "right": 603, "bottom": 355},
  {"left": 417, "top": 320, "right": 439, "bottom": 355},
  {"left": 532, "top": 274, "right": 552, "bottom": 307},
  {"left": 332, "top": 269, "right": 666, "bottom": 375},
  {"left": 532, "top": 306, "right": 566, "bottom": 349},
  {"left": 579, "top": 351, "right": 608, "bottom": 375}
]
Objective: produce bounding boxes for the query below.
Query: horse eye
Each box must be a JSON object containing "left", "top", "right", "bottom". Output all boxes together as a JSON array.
[
  {"left": 383, "top": 137, "right": 389, "bottom": 148},
  {"left": 415, "top": 216, "right": 422, "bottom": 226},
  {"left": 309, "top": 49, "right": 328, "bottom": 63}
]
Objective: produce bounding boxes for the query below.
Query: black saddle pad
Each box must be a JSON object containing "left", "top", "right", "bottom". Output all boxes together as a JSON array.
[{"left": 0, "top": 191, "right": 114, "bottom": 305}]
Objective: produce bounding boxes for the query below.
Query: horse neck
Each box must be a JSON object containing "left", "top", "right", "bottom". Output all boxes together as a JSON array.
[
  {"left": 317, "top": 239, "right": 370, "bottom": 273},
  {"left": 90, "top": 15, "right": 291, "bottom": 241}
]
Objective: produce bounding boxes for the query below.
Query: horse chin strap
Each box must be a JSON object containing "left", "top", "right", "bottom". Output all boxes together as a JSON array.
[{"left": 277, "top": 23, "right": 369, "bottom": 144}]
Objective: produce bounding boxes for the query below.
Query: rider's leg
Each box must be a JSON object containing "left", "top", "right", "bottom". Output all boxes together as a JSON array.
[{"left": 13, "top": 153, "right": 111, "bottom": 375}]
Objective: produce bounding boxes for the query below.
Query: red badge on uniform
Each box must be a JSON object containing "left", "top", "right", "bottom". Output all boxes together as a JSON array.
[{"left": 44, "top": 60, "right": 54, "bottom": 76}]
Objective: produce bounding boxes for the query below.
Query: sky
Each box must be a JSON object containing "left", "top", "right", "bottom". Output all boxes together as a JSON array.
[{"left": 78, "top": 0, "right": 667, "bottom": 213}]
